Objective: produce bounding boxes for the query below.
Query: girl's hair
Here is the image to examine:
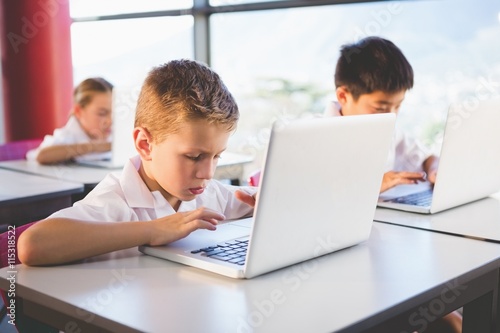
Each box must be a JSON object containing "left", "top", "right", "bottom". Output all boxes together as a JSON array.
[
  {"left": 135, "top": 59, "right": 239, "bottom": 144},
  {"left": 335, "top": 36, "right": 414, "bottom": 100},
  {"left": 73, "top": 77, "right": 114, "bottom": 108}
]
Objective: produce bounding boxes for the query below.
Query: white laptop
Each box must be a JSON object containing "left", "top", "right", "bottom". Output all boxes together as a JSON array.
[
  {"left": 139, "top": 113, "right": 396, "bottom": 279},
  {"left": 378, "top": 97, "right": 500, "bottom": 214},
  {"left": 76, "top": 87, "right": 137, "bottom": 169}
]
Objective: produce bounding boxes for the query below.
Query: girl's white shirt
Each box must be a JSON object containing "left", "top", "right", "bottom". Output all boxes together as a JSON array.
[{"left": 26, "top": 116, "right": 112, "bottom": 161}]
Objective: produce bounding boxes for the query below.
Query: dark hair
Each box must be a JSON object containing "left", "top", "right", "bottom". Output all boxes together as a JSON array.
[
  {"left": 73, "top": 77, "right": 114, "bottom": 108},
  {"left": 335, "top": 36, "right": 414, "bottom": 100},
  {"left": 135, "top": 59, "right": 239, "bottom": 143}
]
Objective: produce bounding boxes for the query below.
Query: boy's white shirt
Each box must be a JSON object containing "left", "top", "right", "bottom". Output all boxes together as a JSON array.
[
  {"left": 48, "top": 155, "right": 256, "bottom": 222},
  {"left": 325, "top": 101, "right": 431, "bottom": 172},
  {"left": 26, "top": 115, "right": 112, "bottom": 161}
]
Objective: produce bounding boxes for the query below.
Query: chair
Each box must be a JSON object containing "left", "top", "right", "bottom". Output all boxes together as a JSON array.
[
  {"left": 247, "top": 170, "right": 261, "bottom": 187},
  {"left": 0, "top": 221, "right": 57, "bottom": 332},
  {"left": 0, "top": 139, "right": 42, "bottom": 162}
]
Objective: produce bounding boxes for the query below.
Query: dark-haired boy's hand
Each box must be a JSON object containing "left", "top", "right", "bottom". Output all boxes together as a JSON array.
[
  {"left": 427, "top": 169, "right": 437, "bottom": 184},
  {"left": 380, "top": 171, "right": 427, "bottom": 193},
  {"left": 235, "top": 190, "right": 257, "bottom": 208}
]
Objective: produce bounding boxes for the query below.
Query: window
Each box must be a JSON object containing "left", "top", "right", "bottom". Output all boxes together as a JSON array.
[
  {"left": 70, "top": 0, "right": 192, "bottom": 18},
  {"left": 69, "top": 0, "right": 500, "bottom": 176},
  {"left": 210, "top": 0, "right": 500, "bottom": 164},
  {"left": 71, "top": 16, "right": 194, "bottom": 88},
  {"left": 210, "top": 0, "right": 286, "bottom": 5}
]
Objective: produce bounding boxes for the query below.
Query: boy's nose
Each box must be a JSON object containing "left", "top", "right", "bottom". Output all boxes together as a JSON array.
[{"left": 196, "top": 160, "right": 216, "bottom": 180}]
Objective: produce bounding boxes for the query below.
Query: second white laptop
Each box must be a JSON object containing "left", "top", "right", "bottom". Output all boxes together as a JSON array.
[
  {"left": 76, "top": 87, "right": 137, "bottom": 169},
  {"left": 139, "top": 113, "right": 395, "bottom": 279},
  {"left": 378, "top": 97, "right": 500, "bottom": 214}
]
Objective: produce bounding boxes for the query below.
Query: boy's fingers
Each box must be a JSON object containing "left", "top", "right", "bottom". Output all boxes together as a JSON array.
[
  {"left": 193, "top": 219, "right": 218, "bottom": 230},
  {"left": 235, "top": 190, "right": 256, "bottom": 207},
  {"left": 184, "top": 207, "right": 225, "bottom": 222},
  {"left": 397, "top": 172, "right": 426, "bottom": 179}
]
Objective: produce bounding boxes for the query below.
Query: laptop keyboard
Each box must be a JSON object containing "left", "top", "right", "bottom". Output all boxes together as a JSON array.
[
  {"left": 384, "top": 189, "right": 433, "bottom": 207},
  {"left": 191, "top": 237, "right": 249, "bottom": 265}
]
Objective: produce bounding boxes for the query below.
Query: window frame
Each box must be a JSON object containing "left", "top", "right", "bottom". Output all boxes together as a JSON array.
[{"left": 70, "top": 0, "right": 403, "bottom": 65}]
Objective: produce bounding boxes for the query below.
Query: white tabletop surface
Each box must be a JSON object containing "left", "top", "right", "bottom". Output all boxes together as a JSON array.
[
  {"left": 1, "top": 222, "right": 499, "bottom": 333},
  {"left": 0, "top": 159, "right": 114, "bottom": 186},
  {"left": 375, "top": 192, "right": 500, "bottom": 242},
  {"left": 0, "top": 168, "right": 83, "bottom": 204}
]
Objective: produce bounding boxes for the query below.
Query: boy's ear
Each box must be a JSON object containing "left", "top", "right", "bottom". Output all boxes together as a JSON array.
[
  {"left": 133, "top": 127, "right": 153, "bottom": 161},
  {"left": 336, "top": 86, "right": 350, "bottom": 106}
]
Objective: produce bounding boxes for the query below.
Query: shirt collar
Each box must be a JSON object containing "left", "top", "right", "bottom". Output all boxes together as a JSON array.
[
  {"left": 120, "top": 155, "right": 159, "bottom": 209},
  {"left": 120, "top": 155, "right": 196, "bottom": 214},
  {"left": 331, "top": 101, "right": 343, "bottom": 117}
]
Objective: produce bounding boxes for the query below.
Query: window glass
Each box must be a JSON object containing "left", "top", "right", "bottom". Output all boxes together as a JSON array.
[
  {"left": 71, "top": 16, "right": 194, "bottom": 87},
  {"left": 70, "top": 0, "right": 192, "bottom": 18},
  {"left": 210, "top": 0, "right": 286, "bottom": 5},
  {"left": 211, "top": 0, "right": 500, "bottom": 172}
]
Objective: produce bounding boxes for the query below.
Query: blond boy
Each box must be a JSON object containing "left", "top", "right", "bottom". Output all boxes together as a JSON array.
[{"left": 19, "top": 60, "right": 256, "bottom": 266}]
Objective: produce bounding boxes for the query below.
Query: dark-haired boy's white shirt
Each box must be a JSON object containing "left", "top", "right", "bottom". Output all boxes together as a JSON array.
[
  {"left": 26, "top": 115, "right": 112, "bottom": 162},
  {"left": 325, "top": 101, "right": 431, "bottom": 173},
  {"left": 48, "top": 155, "right": 256, "bottom": 222}
]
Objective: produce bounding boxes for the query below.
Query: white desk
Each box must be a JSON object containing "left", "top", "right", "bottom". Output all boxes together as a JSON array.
[
  {"left": 1, "top": 223, "right": 498, "bottom": 332},
  {"left": 374, "top": 193, "right": 500, "bottom": 242},
  {"left": 0, "top": 169, "right": 83, "bottom": 225},
  {"left": 0, "top": 160, "right": 113, "bottom": 187}
]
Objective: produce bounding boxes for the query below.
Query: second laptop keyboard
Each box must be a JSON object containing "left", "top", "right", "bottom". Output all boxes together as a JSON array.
[
  {"left": 384, "top": 189, "right": 433, "bottom": 207},
  {"left": 191, "top": 238, "right": 249, "bottom": 265}
]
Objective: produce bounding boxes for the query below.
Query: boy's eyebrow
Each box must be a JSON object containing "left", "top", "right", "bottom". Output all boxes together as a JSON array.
[
  {"left": 374, "top": 99, "right": 404, "bottom": 106},
  {"left": 185, "top": 147, "right": 227, "bottom": 154}
]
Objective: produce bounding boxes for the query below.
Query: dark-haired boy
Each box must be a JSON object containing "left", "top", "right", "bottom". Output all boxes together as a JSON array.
[{"left": 326, "top": 36, "right": 439, "bottom": 193}]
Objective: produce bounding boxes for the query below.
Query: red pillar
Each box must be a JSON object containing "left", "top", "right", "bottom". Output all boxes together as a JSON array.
[{"left": 0, "top": 0, "right": 73, "bottom": 141}]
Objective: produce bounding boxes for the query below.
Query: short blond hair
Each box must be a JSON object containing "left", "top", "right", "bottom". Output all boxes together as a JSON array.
[{"left": 135, "top": 59, "right": 239, "bottom": 143}]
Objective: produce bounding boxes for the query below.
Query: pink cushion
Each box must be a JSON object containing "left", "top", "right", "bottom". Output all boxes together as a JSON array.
[{"left": 0, "top": 139, "right": 42, "bottom": 161}]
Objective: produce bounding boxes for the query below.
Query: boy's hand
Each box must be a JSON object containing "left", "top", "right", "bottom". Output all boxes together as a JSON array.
[
  {"left": 380, "top": 171, "right": 427, "bottom": 193},
  {"left": 427, "top": 169, "right": 438, "bottom": 184},
  {"left": 423, "top": 155, "right": 439, "bottom": 184},
  {"left": 235, "top": 189, "right": 257, "bottom": 208},
  {"left": 148, "top": 207, "right": 225, "bottom": 246}
]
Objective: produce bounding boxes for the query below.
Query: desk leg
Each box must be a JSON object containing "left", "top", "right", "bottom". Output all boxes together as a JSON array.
[
  {"left": 462, "top": 291, "right": 494, "bottom": 333},
  {"left": 0, "top": 196, "right": 72, "bottom": 226},
  {"left": 346, "top": 270, "right": 498, "bottom": 333},
  {"left": 21, "top": 298, "right": 136, "bottom": 333},
  {"left": 15, "top": 298, "right": 58, "bottom": 333}
]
